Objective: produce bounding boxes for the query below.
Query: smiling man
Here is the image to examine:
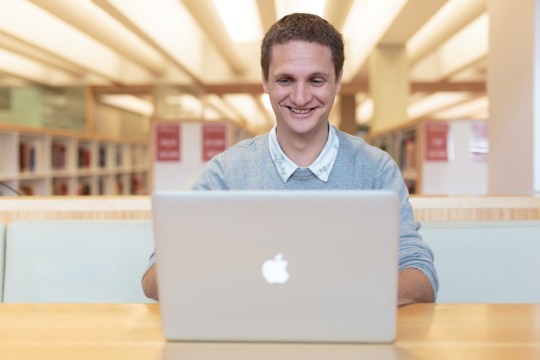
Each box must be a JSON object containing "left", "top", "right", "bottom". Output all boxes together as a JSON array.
[{"left": 143, "top": 13, "right": 438, "bottom": 305}]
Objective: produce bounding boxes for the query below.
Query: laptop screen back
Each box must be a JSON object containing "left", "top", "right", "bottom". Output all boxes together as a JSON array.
[{"left": 152, "top": 190, "right": 399, "bottom": 343}]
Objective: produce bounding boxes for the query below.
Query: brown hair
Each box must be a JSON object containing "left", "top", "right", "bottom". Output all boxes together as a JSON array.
[{"left": 261, "top": 13, "right": 345, "bottom": 81}]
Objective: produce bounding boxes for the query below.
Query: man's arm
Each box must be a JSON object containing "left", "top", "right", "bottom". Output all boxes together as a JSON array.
[
  {"left": 398, "top": 268, "right": 434, "bottom": 306},
  {"left": 142, "top": 264, "right": 159, "bottom": 301},
  {"left": 375, "top": 155, "right": 439, "bottom": 304}
]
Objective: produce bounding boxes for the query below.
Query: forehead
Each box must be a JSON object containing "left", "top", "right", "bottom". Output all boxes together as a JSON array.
[{"left": 268, "top": 41, "right": 334, "bottom": 76}]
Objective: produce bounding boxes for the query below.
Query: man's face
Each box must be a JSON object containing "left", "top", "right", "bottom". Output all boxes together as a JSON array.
[{"left": 263, "top": 40, "right": 342, "bottom": 140}]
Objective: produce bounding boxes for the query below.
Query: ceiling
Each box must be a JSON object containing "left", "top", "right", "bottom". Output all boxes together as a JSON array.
[{"left": 0, "top": 0, "right": 488, "bottom": 134}]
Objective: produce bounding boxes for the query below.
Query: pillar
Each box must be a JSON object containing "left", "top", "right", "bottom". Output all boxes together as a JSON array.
[
  {"left": 368, "top": 45, "right": 409, "bottom": 133},
  {"left": 487, "top": 0, "right": 540, "bottom": 194}
]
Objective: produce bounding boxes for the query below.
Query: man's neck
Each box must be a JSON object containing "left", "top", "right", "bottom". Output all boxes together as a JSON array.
[{"left": 276, "top": 125, "right": 329, "bottom": 167}]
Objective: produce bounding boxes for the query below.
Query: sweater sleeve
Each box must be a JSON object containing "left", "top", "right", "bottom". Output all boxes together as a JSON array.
[
  {"left": 379, "top": 155, "right": 439, "bottom": 298},
  {"left": 192, "top": 155, "right": 229, "bottom": 190}
]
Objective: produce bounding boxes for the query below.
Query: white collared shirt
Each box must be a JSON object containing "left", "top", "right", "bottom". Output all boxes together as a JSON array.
[{"left": 268, "top": 125, "right": 340, "bottom": 183}]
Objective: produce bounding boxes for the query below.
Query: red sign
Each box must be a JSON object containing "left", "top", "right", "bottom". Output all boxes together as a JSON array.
[
  {"left": 425, "top": 123, "right": 449, "bottom": 161},
  {"left": 156, "top": 124, "right": 180, "bottom": 162},
  {"left": 202, "top": 123, "right": 227, "bottom": 161}
]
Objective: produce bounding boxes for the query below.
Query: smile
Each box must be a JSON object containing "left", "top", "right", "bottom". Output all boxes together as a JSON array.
[{"left": 289, "top": 107, "right": 313, "bottom": 114}]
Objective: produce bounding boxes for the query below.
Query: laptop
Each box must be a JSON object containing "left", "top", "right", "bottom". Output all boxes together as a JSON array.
[{"left": 152, "top": 190, "right": 399, "bottom": 343}]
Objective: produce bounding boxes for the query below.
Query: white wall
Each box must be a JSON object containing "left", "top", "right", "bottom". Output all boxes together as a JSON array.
[
  {"left": 422, "top": 121, "right": 488, "bottom": 195},
  {"left": 152, "top": 121, "right": 231, "bottom": 191}
]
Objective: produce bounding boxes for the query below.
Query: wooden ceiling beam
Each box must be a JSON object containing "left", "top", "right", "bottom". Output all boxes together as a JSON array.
[
  {"left": 380, "top": 0, "right": 448, "bottom": 45},
  {"left": 323, "top": 0, "right": 355, "bottom": 31},
  {"left": 256, "top": 0, "right": 277, "bottom": 33},
  {"left": 182, "top": 0, "right": 247, "bottom": 76}
]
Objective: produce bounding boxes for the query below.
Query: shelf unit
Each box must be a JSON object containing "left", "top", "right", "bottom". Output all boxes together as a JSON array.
[
  {"left": 367, "top": 119, "right": 489, "bottom": 195},
  {"left": 368, "top": 121, "right": 420, "bottom": 194},
  {"left": 0, "top": 124, "right": 149, "bottom": 196}
]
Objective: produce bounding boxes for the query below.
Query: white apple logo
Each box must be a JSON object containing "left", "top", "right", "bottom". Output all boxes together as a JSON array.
[{"left": 261, "top": 253, "right": 290, "bottom": 284}]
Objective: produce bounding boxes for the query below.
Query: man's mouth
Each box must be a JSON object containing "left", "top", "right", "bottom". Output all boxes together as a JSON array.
[{"left": 289, "top": 107, "right": 312, "bottom": 114}]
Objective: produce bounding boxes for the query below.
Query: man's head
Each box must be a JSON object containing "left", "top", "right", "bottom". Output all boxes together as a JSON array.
[
  {"left": 261, "top": 13, "right": 345, "bottom": 81},
  {"left": 260, "top": 14, "right": 344, "bottom": 147}
]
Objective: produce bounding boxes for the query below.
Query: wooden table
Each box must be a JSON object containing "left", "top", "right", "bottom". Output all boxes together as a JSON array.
[{"left": 0, "top": 303, "right": 539, "bottom": 359}]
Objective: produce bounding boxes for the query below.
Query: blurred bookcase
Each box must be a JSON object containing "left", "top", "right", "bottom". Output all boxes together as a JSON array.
[
  {"left": 367, "top": 118, "right": 488, "bottom": 195},
  {"left": 0, "top": 124, "right": 148, "bottom": 196},
  {"left": 368, "top": 122, "right": 420, "bottom": 194}
]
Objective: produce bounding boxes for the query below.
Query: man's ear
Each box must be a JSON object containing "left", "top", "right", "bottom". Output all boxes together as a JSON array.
[
  {"left": 335, "top": 70, "right": 343, "bottom": 93},
  {"left": 261, "top": 70, "right": 270, "bottom": 93}
]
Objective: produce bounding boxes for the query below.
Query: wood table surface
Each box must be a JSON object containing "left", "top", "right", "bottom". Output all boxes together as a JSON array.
[{"left": 1, "top": 303, "right": 539, "bottom": 359}]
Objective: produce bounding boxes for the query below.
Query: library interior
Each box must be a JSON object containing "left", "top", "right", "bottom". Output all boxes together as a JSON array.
[{"left": 1, "top": 0, "right": 540, "bottom": 358}]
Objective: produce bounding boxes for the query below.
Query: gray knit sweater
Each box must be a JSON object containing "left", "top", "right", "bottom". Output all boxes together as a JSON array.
[{"left": 192, "top": 127, "right": 439, "bottom": 295}]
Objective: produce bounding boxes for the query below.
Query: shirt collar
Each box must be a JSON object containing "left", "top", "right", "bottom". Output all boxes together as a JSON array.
[{"left": 268, "top": 125, "right": 340, "bottom": 183}]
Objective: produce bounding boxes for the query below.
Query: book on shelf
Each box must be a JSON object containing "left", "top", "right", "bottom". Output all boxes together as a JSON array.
[
  {"left": 98, "top": 176, "right": 105, "bottom": 195},
  {"left": 405, "top": 179, "right": 416, "bottom": 195},
  {"left": 130, "top": 173, "right": 147, "bottom": 194},
  {"left": 78, "top": 146, "right": 91, "bottom": 168},
  {"left": 98, "top": 146, "right": 106, "bottom": 168},
  {"left": 115, "top": 175, "right": 124, "bottom": 194},
  {"left": 19, "top": 142, "right": 37, "bottom": 172},
  {"left": 77, "top": 181, "right": 91, "bottom": 195},
  {"left": 115, "top": 147, "right": 122, "bottom": 167},
  {"left": 53, "top": 180, "right": 69, "bottom": 195},
  {"left": 51, "top": 142, "right": 67, "bottom": 170},
  {"left": 400, "top": 137, "right": 417, "bottom": 172},
  {"left": 19, "top": 184, "right": 35, "bottom": 196}
]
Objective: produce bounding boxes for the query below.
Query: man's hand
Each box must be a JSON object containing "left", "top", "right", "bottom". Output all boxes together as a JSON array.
[
  {"left": 142, "top": 265, "right": 159, "bottom": 301},
  {"left": 398, "top": 268, "right": 434, "bottom": 306}
]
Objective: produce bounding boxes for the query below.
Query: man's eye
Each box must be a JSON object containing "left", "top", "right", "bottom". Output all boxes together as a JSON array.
[
  {"left": 310, "top": 78, "right": 327, "bottom": 86},
  {"left": 276, "top": 78, "right": 293, "bottom": 86}
]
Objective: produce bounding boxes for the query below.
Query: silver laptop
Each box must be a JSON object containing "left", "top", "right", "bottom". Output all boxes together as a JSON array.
[{"left": 152, "top": 190, "right": 399, "bottom": 343}]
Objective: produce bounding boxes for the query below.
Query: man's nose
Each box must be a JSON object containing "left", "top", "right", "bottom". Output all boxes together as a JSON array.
[{"left": 289, "top": 82, "right": 312, "bottom": 106}]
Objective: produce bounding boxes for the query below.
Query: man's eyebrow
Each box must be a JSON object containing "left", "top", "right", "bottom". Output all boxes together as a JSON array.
[
  {"left": 309, "top": 72, "right": 331, "bottom": 78},
  {"left": 272, "top": 71, "right": 331, "bottom": 79},
  {"left": 272, "top": 72, "right": 292, "bottom": 79}
]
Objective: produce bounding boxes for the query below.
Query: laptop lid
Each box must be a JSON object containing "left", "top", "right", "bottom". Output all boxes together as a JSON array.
[{"left": 152, "top": 190, "right": 399, "bottom": 343}]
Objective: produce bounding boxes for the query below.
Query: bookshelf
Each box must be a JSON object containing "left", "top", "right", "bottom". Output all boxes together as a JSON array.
[
  {"left": 0, "top": 124, "right": 149, "bottom": 197},
  {"left": 367, "top": 119, "right": 488, "bottom": 195},
  {"left": 368, "top": 122, "right": 420, "bottom": 194}
]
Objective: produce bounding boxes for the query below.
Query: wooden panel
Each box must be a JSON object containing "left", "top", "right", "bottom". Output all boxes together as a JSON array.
[
  {"left": 1, "top": 196, "right": 539, "bottom": 224},
  {"left": 0, "top": 196, "right": 152, "bottom": 224},
  {"left": 410, "top": 196, "right": 540, "bottom": 221}
]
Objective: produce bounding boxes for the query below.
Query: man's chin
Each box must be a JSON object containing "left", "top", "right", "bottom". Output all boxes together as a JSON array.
[{"left": 285, "top": 122, "right": 323, "bottom": 138}]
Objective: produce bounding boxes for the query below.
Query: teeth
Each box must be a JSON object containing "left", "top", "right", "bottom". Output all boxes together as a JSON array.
[{"left": 290, "top": 107, "right": 310, "bottom": 114}]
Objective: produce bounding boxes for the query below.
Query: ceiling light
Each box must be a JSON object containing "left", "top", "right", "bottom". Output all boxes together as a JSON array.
[
  {"left": 202, "top": 106, "right": 222, "bottom": 120},
  {"left": 0, "top": 48, "right": 73, "bottom": 85},
  {"left": 30, "top": 0, "right": 165, "bottom": 75},
  {"left": 342, "top": 0, "right": 408, "bottom": 81},
  {"left": 432, "top": 96, "right": 488, "bottom": 120},
  {"left": 100, "top": 95, "right": 154, "bottom": 117},
  {"left": 102, "top": 0, "right": 210, "bottom": 81},
  {"left": 213, "top": 0, "right": 262, "bottom": 43},
  {"left": 408, "top": 92, "right": 472, "bottom": 119},
  {"left": 276, "top": 0, "right": 325, "bottom": 18},
  {"left": 411, "top": 14, "right": 488, "bottom": 82},
  {"left": 164, "top": 95, "right": 184, "bottom": 105},
  {"left": 408, "top": 0, "right": 486, "bottom": 64},
  {"left": 0, "top": 0, "right": 147, "bottom": 83}
]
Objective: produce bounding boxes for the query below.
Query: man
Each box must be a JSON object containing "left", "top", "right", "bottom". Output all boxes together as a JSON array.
[{"left": 143, "top": 13, "right": 438, "bottom": 305}]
